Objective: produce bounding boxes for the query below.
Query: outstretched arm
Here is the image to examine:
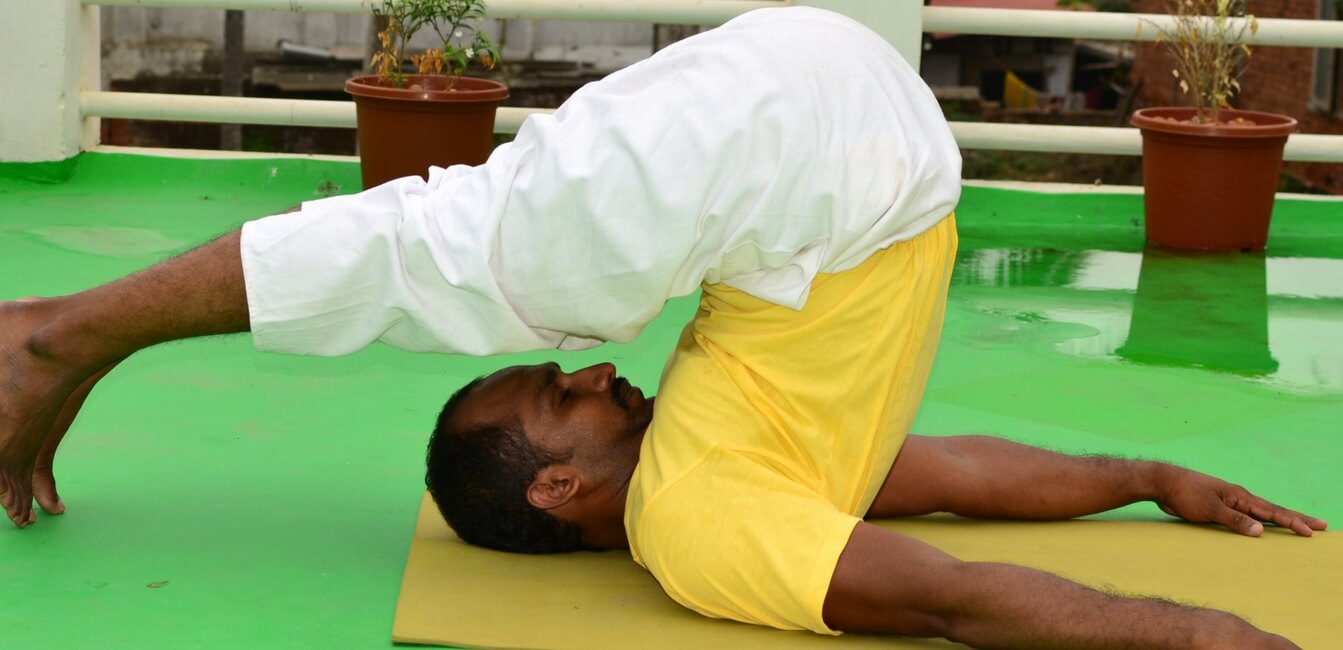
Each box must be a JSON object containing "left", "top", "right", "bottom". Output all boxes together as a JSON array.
[
  {"left": 868, "top": 435, "right": 1327, "bottom": 536},
  {"left": 822, "top": 522, "right": 1300, "bottom": 649}
]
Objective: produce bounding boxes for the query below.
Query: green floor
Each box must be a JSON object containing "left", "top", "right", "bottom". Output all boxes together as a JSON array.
[{"left": 1, "top": 153, "right": 1340, "bottom": 649}]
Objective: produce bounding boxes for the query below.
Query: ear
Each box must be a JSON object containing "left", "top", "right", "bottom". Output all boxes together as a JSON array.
[{"left": 526, "top": 465, "right": 582, "bottom": 511}]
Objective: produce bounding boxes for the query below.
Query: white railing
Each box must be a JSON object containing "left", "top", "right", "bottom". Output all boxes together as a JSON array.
[
  {"left": 75, "top": 1, "right": 1343, "bottom": 163},
  {"left": 921, "top": 6, "right": 1343, "bottom": 48}
]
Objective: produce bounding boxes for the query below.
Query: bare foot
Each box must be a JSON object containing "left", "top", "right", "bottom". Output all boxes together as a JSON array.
[
  {"left": 0, "top": 299, "right": 104, "bottom": 527},
  {"left": 32, "top": 361, "right": 120, "bottom": 516}
]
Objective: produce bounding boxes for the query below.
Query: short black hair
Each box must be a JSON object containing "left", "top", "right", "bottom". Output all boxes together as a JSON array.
[{"left": 425, "top": 376, "right": 584, "bottom": 554}]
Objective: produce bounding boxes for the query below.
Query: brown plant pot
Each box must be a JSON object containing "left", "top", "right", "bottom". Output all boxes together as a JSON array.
[
  {"left": 345, "top": 74, "right": 509, "bottom": 189},
  {"left": 1131, "top": 107, "right": 1297, "bottom": 252}
]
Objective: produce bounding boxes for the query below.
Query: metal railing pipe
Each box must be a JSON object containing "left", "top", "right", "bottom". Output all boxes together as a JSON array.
[
  {"left": 1280, "top": 134, "right": 1343, "bottom": 163},
  {"left": 80, "top": 91, "right": 553, "bottom": 134},
  {"left": 488, "top": 0, "right": 781, "bottom": 23},
  {"left": 949, "top": 123, "right": 1343, "bottom": 163},
  {"left": 83, "top": 0, "right": 1343, "bottom": 46},
  {"left": 949, "top": 122, "right": 1141, "bottom": 156},
  {"left": 82, "top": 92, "right": 355, "bottom": 127},
  {"left": 87, "top": 0, "right": 369, "bottom": 12},
  {"left": 85, "top": 0, "right": 784, "bottom": 24},
  {"left": 923, "top": 7, "right": 1343, "bottom": 49},
  {"left": 81, "top": 92, "right": 1343, "bottom": 163}
]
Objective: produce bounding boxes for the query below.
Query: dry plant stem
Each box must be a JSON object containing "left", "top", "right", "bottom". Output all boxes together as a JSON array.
[
  {"left": 0, "top": 232, "right": 249, "bottom": 527},
  {"left": 372, "top": 16, "right": 408, "bottom": 85},
  {"left": 1154, "top": 0, "right": 1256, "bottom": 124}
]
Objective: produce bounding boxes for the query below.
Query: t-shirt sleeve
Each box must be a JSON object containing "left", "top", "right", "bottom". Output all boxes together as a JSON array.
[{"left": 631, "top": 449, "right": 860, "bottom": 635}]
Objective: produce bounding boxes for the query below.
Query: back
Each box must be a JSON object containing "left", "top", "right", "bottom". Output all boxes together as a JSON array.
[{"left": 626, "top": 217, "right": 959, "bottom": 633}]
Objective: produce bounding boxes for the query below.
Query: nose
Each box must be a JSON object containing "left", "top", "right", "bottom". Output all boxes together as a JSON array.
[{"left": 568, "top": 362, "right": 615, "bottom": 392}]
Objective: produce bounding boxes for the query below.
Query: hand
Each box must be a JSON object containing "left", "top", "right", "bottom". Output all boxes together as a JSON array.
[{"left": 1155, "top": 466, "right": 1328, "bottom": 537}]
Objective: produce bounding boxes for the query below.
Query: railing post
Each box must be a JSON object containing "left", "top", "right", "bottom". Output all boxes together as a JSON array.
[
  {"left": 82, "top": 4, "right": 103, "bottom": 151},
  {"left": 0, "top": 0, "right": 95, "bottom": 162},
  {"left": 796, "top": 0, "right": 924, "bottom": 68}
]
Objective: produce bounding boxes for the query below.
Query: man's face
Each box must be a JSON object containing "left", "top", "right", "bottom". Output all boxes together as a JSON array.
[{"left": 455, "top": 362, "right": 654, "bottom": 464}]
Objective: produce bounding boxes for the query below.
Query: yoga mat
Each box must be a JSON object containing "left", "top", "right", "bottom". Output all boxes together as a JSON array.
[{"left": 394, "top": 492, "right": 1340, "bottom": 649}]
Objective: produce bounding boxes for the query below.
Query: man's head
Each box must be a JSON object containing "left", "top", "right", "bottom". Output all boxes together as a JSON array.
[{"left": 425, "top": 362, "right": 654, "bottom": 553}]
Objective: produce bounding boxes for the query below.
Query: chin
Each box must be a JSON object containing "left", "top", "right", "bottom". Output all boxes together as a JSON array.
[{"left": 626, "top": 398, "right": 655, "bottom": 439}]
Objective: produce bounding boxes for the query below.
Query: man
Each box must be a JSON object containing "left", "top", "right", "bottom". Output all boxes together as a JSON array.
[
  {"left": 430, "top": 357, "right": 1326, "bottom": 648},
  {"left": 0, "top": 6, "right": 1324, "bottom": 648}
]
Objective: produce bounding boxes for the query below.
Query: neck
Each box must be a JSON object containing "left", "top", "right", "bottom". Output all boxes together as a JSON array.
[
  {"left": 568, "top": 476, "right": 632, "bottom": 550},
  {"left": 577, "top": 425, "right": 645, "bottom": 550},
  {"left": 581, "top": 505, "right": 631, "bottom": 550}
]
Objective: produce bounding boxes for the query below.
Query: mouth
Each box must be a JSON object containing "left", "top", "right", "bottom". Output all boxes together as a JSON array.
[{"left": 612, "top": 376, "right": 644, "bottom": 410}]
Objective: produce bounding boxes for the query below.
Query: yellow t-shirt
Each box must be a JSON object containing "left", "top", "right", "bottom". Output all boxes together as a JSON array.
[{"left": 625, "top": 215, "right": 958, "bottom": 634}]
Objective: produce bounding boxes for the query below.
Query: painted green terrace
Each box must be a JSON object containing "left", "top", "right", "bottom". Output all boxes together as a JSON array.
[{"left": 1, "top": 152, "right": 1341, "bottom": 649}]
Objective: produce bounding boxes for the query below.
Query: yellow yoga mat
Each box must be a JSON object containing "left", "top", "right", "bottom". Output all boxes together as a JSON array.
[{"left": 394, "top": 492, "right": 1341, "bottom": 649}]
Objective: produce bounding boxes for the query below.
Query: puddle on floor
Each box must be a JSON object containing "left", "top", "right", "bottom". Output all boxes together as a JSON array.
[
  {"left": 27, "top": 226, "right": 189, "bottom": 257},
  {"left": 954, "top": 248, "right": 1343, "bottom": 393}
]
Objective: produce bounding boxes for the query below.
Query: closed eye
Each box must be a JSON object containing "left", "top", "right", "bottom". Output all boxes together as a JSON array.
[{"left": 560, "top": 389, "right": 571, "bottom": 405}]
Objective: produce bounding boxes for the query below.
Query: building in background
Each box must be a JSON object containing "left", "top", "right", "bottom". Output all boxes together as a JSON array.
[
  {"left": 921, "top": 0, "right": 1136, "bottom": 125},
  {"left": 99, "top": 6, "right": 663, "bottom": 152}
]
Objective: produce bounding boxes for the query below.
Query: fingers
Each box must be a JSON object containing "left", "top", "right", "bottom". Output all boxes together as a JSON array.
[
  {"left": 1225, "top": 491, "right": 1329, "bottom": 537},
  {"left": 1237, "top": 496, "right": 1328, "bottom": 537},
  {"left": 1215, "top": 504, "right": 1264, "bottom": 537}
]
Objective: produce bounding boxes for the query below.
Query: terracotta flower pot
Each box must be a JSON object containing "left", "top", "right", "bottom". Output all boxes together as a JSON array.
[
  {"left": 1131, "top": 107, "right": 1297, "bottom": 252},
  {"left": 345, "top": 74, "right": 509, "bottom": 189}
]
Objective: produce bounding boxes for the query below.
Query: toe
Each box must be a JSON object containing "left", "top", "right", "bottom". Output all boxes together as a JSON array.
[
  {"left": 34, "top": 474, "right": 64, "bottom": 515},
  {"left": 37, "top": 498, "right": 64, "bottom": 515},
  {"left": 16, "top": 497, "right": 35, "bottom": 527},
  {"left": 2, "top": 479, "right": 34, "bottom": 527}
]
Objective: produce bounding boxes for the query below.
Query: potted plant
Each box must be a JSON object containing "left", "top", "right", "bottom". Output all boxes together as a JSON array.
[
  {"left": 346, "top": 0, "right": 508, "bottom": 189},
  {"left": 1131, "top": 0, "right": 1297, "bottom": 251}
]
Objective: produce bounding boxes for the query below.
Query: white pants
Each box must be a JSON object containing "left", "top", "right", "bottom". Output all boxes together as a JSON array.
[{"left": 239, "top": 7, "right": 961, "bottom": 357}]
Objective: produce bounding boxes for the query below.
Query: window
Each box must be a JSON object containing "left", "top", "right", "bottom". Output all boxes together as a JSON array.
[{"left": 1310, "top": 0, "right": 1341, "bottom": 112}]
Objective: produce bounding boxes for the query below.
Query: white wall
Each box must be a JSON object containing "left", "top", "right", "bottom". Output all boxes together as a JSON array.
[{"left": 0, "top": 1, "right": 91, "bottom": 162}]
